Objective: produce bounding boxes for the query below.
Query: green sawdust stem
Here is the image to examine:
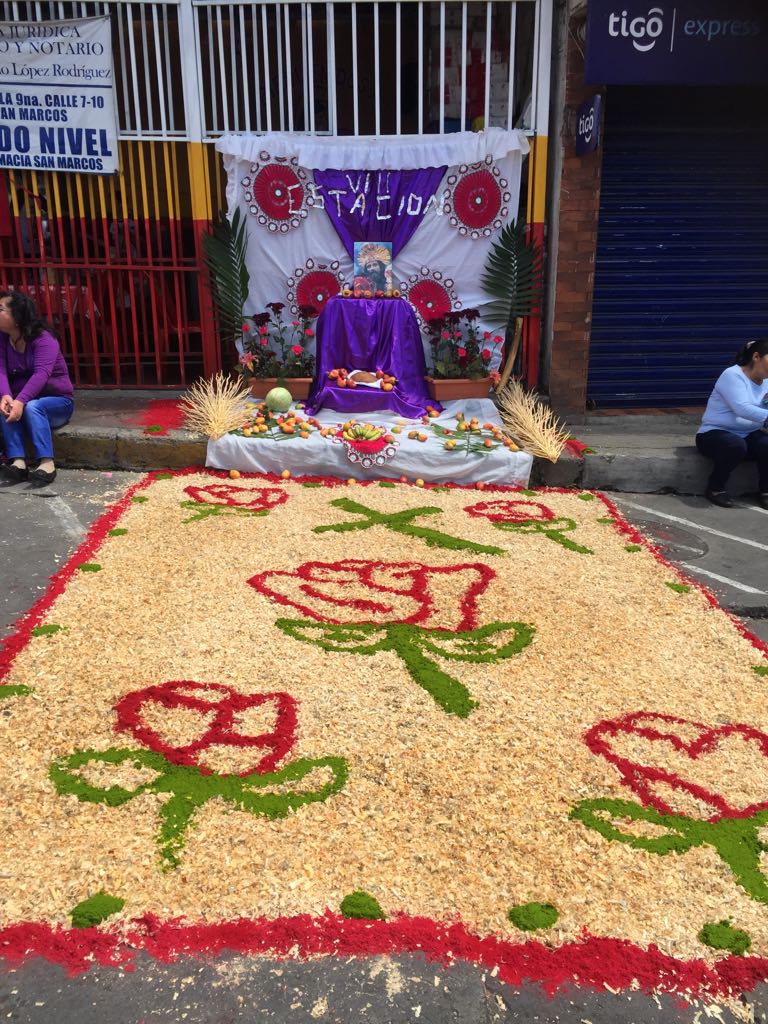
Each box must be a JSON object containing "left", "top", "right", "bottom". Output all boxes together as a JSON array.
[
  {"left": 179, "top": 500, "right": 270, "bottom": 524},
  {"left": 0, "top": 684, "right": 32, "bottom": 699},
  {"left": 625, "top": 545, "right": 642, "bottom": 552},
  {"left": 699, "top": 920, "right": 751, "bottom": 956},
  {"left": 570, "top": 798, "right": 768, "bottom": 905},
  {"left": 520, "top": 489, "right": 537, "bottom": 496},
  {"left": 577, "top": 492, "right": 595, "bottom": 501},
  {"left": 597, "top": 517, "right": 614, "bottom": 524},
  {"left": 70, "top": 891, "right": 125, "bottom": 928},
  {"left": 302, "top": 482, "right": 323, "bottom": 488},
  {"left": 78, "top": 563, "right": 102, "bottom": 573},
  {"left": 50, "top": 747, "right": 349, "bottom": 869},
  {"left": 665, "top": 582, "right": 691, "bottom": 593},
  {"left": 154, "top": 472, "right": 174, "bottom": 479},
  {"left": 144, "top": 425, "right": 164, "bottom": 433},
  {"left": 377, "top": 481, "right": 396, "bottom": 487},
  {"left": 340, "top": 890, "right": 386, "bottom": 920},
  {"left": 753, "top": 666, "right": 768, "bottom": 677},
  {"left": 131, "top": 496, "right": 149, "bottom": 504},
  {"left": 507, "top": 902, "right": 559, "bottom": 931},
  {"left": 32, "top": 624, "right": 63, "bottom": 636},
  {"left": 108, "top": 528, "right": 129, "bottom": 537}
]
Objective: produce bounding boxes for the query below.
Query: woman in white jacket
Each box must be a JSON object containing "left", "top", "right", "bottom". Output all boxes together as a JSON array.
[{"left": 696, "top": 338, "right": 768, "bottom": 508}]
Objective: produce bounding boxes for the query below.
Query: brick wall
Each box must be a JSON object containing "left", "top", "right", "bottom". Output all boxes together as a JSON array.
[{"left": 548, "top": 20, "right": 604, "bottom": 416}]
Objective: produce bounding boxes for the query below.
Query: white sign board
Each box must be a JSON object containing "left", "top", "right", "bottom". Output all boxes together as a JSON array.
[{"left": 0, "top": 17, "right": 119, "bottom": 174}]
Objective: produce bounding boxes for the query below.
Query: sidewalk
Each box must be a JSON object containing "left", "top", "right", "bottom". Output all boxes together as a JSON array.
[{"left": 47, "top": 391, "right": 756, "bottom": 497}]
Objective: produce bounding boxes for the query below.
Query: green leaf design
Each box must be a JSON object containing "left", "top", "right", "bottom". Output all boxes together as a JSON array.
[
  {"left": 569, "top": 798, "right": 696, "bottom": 855},
  {"left": 32, "top": 623, "right": 63, "bottom": 637},
  {"left": 412, "top": 621, "right": 535, "bottom": 663},
  {"left": 0, "top": 684, "right": 33, "bottom": 699},
  {"left": 70, "top": 891, "right": 126, "bottom": 928},
  {"left": 50, "top": 747, "right": 166, "bottom": 806},
  {"left": 276, "top": 618, "right": 391, "bottom": 655}
]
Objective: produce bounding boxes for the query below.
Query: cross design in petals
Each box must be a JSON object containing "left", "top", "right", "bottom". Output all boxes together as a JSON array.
[{"left": 313, "top": 498, "right": 506, "bottom": 555}]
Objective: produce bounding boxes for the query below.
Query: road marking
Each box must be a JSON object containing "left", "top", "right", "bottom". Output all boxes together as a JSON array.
[
  {"left": 734, "top": 501, "right": 768, "bottom": 516},
  {"left": 47, "top": 496, "right": 85, "bottom": 541},
  {"left": 678, "top": 563, "right": 766, "bottom": 595},
  {"left": 617, "top": 501, "right": 768, "bottom": 553}
]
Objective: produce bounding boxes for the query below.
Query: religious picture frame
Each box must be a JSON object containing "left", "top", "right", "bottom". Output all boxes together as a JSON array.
[{"left": 353, "top": 241, "right": 394, "bottom": 295}]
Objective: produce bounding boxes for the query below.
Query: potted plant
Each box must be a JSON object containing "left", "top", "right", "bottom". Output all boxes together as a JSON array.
[
  {"left": 423, "top": 308, "right": 503, "bottom": 401},
  {"left": 237, "top": 302, "right": 317, "bottom": 399}
]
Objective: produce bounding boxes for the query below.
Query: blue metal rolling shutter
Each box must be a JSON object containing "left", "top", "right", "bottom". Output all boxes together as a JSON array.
[{"left": 587, "top": 87, "right": 768, "bottom": 407}]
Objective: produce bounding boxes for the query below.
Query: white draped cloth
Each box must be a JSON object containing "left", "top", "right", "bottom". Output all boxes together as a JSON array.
[{"left": 215, "top": 130, "right": 530, "bottom": 351}]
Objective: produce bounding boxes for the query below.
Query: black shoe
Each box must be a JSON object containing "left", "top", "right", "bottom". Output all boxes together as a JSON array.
[
  {"left": 27, "top": 467, "right": 57, "bottom": 486},
  {"left": 0, "top": 463, "right": 28, "bottom": 484},
  {"left": 705, "top": 489, "right": 734, "bottom": 508},
  {"left": 759, "top": 493, "right": 768, "bottom": 511}
]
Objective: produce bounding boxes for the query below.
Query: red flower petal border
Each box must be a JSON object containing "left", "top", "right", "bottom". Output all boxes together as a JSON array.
[
  {"left": 443, "top": 158, "right": 511, "bottom": 239},
  {"left": 241, "top": 153, "right": 310, "bottom": 233}
]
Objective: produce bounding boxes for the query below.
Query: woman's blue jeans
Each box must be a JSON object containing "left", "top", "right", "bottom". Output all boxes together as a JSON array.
[{"left": 1, "top": 396, "right": 74, "bottom": 460}]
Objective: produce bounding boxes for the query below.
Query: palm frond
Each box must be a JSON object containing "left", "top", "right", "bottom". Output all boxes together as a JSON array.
[
  {"left": 201, "top": 208, "right": 250, "bottom": 347},
  {"left": 480, "top": 220, "right": 544, "bottom": 332}
]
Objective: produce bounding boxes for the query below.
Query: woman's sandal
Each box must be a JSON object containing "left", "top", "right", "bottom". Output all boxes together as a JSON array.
[
  {"left": 0, "top": 463, "right": 28, "bottom": 484},
  {"left": 27, "top": 467, "right": 57, "bottom": 486}
]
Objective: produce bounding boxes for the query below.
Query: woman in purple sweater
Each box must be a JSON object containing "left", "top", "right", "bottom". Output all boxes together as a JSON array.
[{"left": 0, "top": 290, "right": 74, "bottom": 486}]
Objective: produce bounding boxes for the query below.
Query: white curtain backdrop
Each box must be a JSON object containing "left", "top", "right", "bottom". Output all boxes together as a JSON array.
[{"left": 215, "top": 130, "right": 530, "bottom": 359}]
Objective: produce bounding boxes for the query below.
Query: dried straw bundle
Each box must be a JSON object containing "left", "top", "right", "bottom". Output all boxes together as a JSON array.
[
  {"left": 496, "top": 379, "right": 566, "bottom": 462},
  {"left": 180, "top": 373, "right": 248, "bottom": 440}
]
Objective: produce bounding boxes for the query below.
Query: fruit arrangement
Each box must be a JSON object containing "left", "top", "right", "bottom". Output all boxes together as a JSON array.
[
  {"left": 334, "top": 420, "right": 395, "bottom": 445},
  {"left": 327, "top": 368, "right": 397, "bottom": 391},
  {"left": 429, "top": 410, "right": 520, "bottom": 455},
  {"left": 235, "top": 401, "right": 320, "bottom": 441},
  {"left": 341, "top": 286, "right": 402, "bottom": 299}
]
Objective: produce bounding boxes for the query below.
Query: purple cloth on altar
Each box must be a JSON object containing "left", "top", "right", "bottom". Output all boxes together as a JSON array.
[
  {"left": 305, "top": 296, "right": 441, "bottom": 418},
  {"left": 312, "top": 167, "right": 447, "bottom": 259}
]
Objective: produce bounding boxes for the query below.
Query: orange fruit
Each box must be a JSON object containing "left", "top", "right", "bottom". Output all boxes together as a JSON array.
[
  {"left": 229, "top": 469, "right": 241, "bottom": 479},
  {"left": 281, "top": 469, "right": 291, "bottom": 479}
]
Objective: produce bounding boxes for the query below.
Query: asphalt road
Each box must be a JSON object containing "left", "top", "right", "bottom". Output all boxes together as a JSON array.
[{"left": 0, "top": 471, "right": 766, "bottom": 1023}]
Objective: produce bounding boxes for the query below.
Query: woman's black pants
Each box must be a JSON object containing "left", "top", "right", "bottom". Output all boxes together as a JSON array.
[{"left": 696, "top": 428, "right": 768, "bottom": 492}]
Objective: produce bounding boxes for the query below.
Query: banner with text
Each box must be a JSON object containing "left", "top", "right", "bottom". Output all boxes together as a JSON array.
[{"left": 0, "top": 17, "right": 118, "bottom": 174}]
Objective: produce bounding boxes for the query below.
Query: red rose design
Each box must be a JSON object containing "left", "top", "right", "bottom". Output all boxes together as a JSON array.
[
  {"left": 184, "top": 483, "right": 288, "bottom": 512},
  {"left": 465, "top": 499, "right": 556, "bottom": 524},
  {"left": 115, "top": 681, "right": 298, "bottom": 777},
  {"left": 586, "top": 711, "right": 768, "bottom": 822},
  {"left": 249, "top": 559, "right": 495, "bottom": 632}
]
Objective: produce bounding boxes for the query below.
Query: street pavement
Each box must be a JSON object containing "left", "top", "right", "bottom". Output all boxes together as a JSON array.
[{"left": 0, "top": 470, "right": 766, "bottom": 1023}]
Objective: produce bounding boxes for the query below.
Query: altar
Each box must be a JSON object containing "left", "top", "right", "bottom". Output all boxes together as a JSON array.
[
  {"left": 206, "top": 397, "right": 533, "bottom": 487},
  {"left": 305, "top": 295, "right": 439, "bottom": 419}
]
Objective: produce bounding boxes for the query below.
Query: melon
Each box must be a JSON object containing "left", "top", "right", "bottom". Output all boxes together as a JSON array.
[{"left": 265, "top": 387, "right": 293, "bottom": 413}]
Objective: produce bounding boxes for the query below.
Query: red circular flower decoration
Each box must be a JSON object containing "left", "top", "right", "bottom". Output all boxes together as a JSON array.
[
  {"left": 408, "top": 279, "right": 451, "bottom": 321},
  {"left": 115, "top": 680, "right": 298, "bottom": 777},
  {"left": 183, "top": 483, "right": 288, "bottom": 511},
  {"left": 253, "top": 165, "right": 304, "bottom": 221},
  {"left": 453, "top": 170, "right": 502, "bottom": 230},
  {"left": 465, "top": 499, "right": 556, "bottom": 524},
  {"left": 296, "top": 270, "right": 340, "bottom": 313}
]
